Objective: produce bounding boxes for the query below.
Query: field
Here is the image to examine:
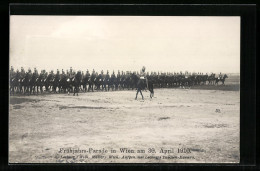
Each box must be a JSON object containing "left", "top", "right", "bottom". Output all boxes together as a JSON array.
[{"left": 9, "top": 74, "right": 240, "bottom": 163}]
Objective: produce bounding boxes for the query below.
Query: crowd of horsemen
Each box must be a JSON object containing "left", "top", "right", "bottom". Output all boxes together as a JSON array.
[{"left": 9, "top": 66, "right": 228, "bottom": 95}]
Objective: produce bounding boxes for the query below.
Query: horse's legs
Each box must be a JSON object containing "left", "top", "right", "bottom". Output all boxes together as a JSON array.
[
  {"left": 140, "top": 90, "right": 144, "bottom": 100},
  {"left": 135, "top": 89, "right": 139, "bottom": 99}
]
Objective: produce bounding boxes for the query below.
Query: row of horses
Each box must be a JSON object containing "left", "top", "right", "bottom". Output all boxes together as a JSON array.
[
  {"left": 9, "top": 72, "right": 228, "bottom": 97},
  {"left": 9, "top": 71, "right": 154, "bottom": 98}
]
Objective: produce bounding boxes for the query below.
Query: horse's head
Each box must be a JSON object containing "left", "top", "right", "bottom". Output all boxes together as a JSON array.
[{"left": 224, "top": 74, "right": 228, "bottom": 79}]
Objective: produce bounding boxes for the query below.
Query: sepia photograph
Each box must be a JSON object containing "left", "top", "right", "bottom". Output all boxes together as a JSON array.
[{"left": 9, "top": 16, "right": 240, "bottom": 163}]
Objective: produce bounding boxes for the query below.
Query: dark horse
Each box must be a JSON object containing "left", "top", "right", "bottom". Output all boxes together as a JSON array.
[
  {"left": 215, "top": 74, "right": 228, "bottom": 85},
  {"left": 69, "top": 71, "right": 82, "bottom": 96},
  {"left": 132, "top": 74, "right": 154, "bottom": 100}
]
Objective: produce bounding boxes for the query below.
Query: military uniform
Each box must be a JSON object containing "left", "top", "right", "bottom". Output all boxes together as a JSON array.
[{"left": 10, "top": 66, "right": 15, "bottom": 79}]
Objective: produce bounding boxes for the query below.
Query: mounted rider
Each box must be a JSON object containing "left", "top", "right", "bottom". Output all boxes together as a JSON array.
[
  {"left": 27, "top": 68, "right": 32, "bottom": 80},
  {"left": 85, "top": 69, "right": 90, "bottom": 78},
  {"left": 33, "top": 68, "right": 39, "bottom": 77},
  {"left": 219, "top": 72, "right": 223, "bottom": 79},
  {"left": 20, "top": 67, "right": 26, "bottom": 79},
  {"left": 105, "top": 70, "right": 110, "bottom": 81},
  {"left": 10, "top": 66, "right": 16, "bottom": 79},
  {"left": 69, "top": 67, "right": 75, "bottom": 78},
  {"left": 140, "top": 66, "right": 148, "bottom": 89},
  {"left": 55, "top": 69, "right": 60, "bottom": 80}
]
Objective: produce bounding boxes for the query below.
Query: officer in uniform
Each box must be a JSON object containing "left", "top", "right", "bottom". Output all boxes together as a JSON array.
[
  {"left": 219, "top": 72, "right": 222, "bottom": 79},
  {"left": 69, "top": 67, "right": 73, "bottom": 78},
  {"left": 117, "top": 70, "right": 120, "bottom": 78},
  {"left": 105, "top": 70, "right": 110, "bottom": 91},
  {"left": 140, "top": 66, "right": 148, "bottom": 89},
  {"left": 33, "top": 68, "right": 39, "bottom": 77},
  {"left": 20, "top": 67, "right": 26, "bottom": 79},
  {"left": 56, "top": 69, "right": 60, "bottom": 80},
  {"left": 39, "top": 70, "right": 44, "bottom": 80},
  {"left": 44, "top": 70, "right": 48, "bottom": 79},
  {"left": 27, "top": 68, "right": 32, "bottom": 80},
  {"left": 85, "top": 69, "right": 90, "bottom": 78},
  {"left": 10, "top": 66, "right": 16, "bottom": 79}
]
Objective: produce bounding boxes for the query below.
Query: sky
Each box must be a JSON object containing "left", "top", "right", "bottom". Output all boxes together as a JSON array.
[{"left": 10, "top": 16, "right": 240, "bottom": 74}]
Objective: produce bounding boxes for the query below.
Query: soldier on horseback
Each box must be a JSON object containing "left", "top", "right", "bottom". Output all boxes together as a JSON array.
[
  {"left": 34, "top": 68, "right": 39, "bottom": 77},
  {"left": 69, "top": 67, "right": 73, "bottom": 78},
  {"left": 135, "top": 66, "right": 147, "bottom": 100},
  {"left": 88, "top": 69, "right": 96, "bottom": 92},
  {"left": 104, "top": 70, "right": 110, "bottom": 91},
  {"left": 10, "top": 66, "right": 16, "bottom": 79},
  {"left": 219, "top": 72, "right": 223, "bottom": 79},
  {"left": 20, "top": 67, "right": 26, "bottom": 79}
]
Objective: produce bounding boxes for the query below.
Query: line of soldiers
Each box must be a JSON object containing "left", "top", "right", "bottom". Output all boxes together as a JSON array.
[{"left": 10, "top": 66, "right": 224, "bottom": 81}]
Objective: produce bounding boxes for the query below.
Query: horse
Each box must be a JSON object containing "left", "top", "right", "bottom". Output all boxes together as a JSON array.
[
  {"left": 103, "top": 74, "right": 110, "bottom": 91},
  {"left": 110, "top": 74, "right": 116, "bottom": 91},
  {"left": 10, "top": 73, "right": 20, "bottom": 95},
  {"left": 88, "top": 74, "right": 96, "bottom": 92},
  {"left": 69, "top": 72, "right": 82, "bottom": 96},
  {"left": 44, "top": 74, "right": 53, "bottom": 92},
  {"left": 132, "top": 74, "right": 154, "bottom": 100},
  {"left": 82, "top": 74, "right": 90, "bottom": 92},
  {"left": 35, "top": 75, "right": 45, "bottom": 94},
  {"left": 179, "top": 75, "right": 195, "bottom": 89},
  {"left": 208, "top": 74, "right": 216, "bottom": 85},
  {"left": 19, "top": 73, "right": 30, "bottom": 95},
  {"left": 215, "top": 74, "right": 228, "bottom": 85},
  {"left": 28, "top": 73, "right": 38, "bottom": 95},
  {"left": 51, "top": 76, "right": 60, "bottom": 93}
]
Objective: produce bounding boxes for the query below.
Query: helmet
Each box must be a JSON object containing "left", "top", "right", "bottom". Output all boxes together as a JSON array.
[{"left": 142, "top": 66, "right": 146, "bottom": 71}]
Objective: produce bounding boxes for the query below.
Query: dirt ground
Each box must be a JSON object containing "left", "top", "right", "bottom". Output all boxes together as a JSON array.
[{"left": 9, "top": 79, "right": 240, "bottom": 163}]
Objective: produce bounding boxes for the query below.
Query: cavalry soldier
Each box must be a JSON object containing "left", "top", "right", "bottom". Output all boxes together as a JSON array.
[
  {"left": 39, "top": 70, "right": 44, "bottom": 79},
  {"left": 81, "top": 71, "right": 84, "bottom": 80},
  {"left": 104, "top": 70, "right": 110, "bottom": 91},
  {"left": 117, "top": 70, "right": 121, "bottom": 78},
  {"left": 106, "top": 70, "right": 110, "bottom": 78},
  {"left": 50, "top": 70, "right": 54, "bottom": 76},
  {"left": 44, "top": 70, "right": 48, "bottom": 79},
  {"left": 27, "top": 68, "right": 32, "bottom": 80},
  {"left": 85, "top": 69, "right": 90, "bottom": 78},
  {"left": 219, "top": 72, "right": 222, "bottom": 79},
  {"left": 91, "top": 69, "right": 96, "bottom": 80},
  {"left": 60, "top": 69, "right": 65, "bottom": 80},
  {"left": 33, "top": 68, "right": 39, "bottom": 77},
  {"left": 20, "top": 67, "right": 26, "bottom": 79},
  {"left": 10, "top": 66, "right": 15, "bottom": 79},
  {"left": 55, "top": 69, "right": 60, "bottom": 80},
  {"left": 112, "top": 70, "right": 115, "bottom": 77},
  {"left": 140, "top": 66, "right": 148, "bottom": 89},
  {"left": 69, "top": 67, "right": 73, "bottom": 78},
  {"left": 32, "top": 68, "right": 38, "bottom": 79},
  {"left": 84, "top": 69, "right": 90, "bottom": 84},
  {"left": 116, "top": 70, "right": 121, "bottom": 90},
  {"left": 101, "top": 70, "right": 104, "bottom": 79},
  {"left": 100, "top": 70, "right": 105, "bottom": 90},
  {"left": 140, "top": 66, "right": 146, "bottom": 77}
]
